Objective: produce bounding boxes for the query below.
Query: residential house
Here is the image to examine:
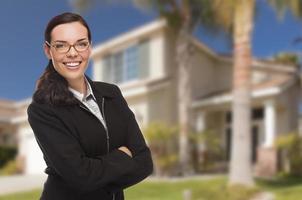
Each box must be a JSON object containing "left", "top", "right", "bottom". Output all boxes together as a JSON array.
[
  {"left": 0, "top": 98, "right": 46, "bottom": 174},
  {"left": 91, "top": 19, "right": 300, "bottom": 176}
]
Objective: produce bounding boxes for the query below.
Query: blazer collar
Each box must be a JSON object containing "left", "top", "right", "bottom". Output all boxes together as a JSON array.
[{"left": 85, "top": 75, "right": 116, "bottom": 99}]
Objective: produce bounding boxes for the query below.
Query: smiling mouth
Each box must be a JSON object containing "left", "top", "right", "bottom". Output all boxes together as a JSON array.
[{"left": 63, "top": 61, "right": 82, "bottom": 68}]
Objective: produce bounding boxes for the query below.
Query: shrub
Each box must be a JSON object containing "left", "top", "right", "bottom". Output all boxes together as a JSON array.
[
  {"left": 0, "top": 145, "right": 17, "bottom": 168},
  {"left": 275, "top": 132, "right": 302, "bottom": 176},
  {"left": 0, "top": 159, "right": 20, "bottom": 175},
  {"left": 191, "top": 129, "right": 225, "bottom": 173},
  {"left": 143, "top": 122, "right": 179, "bottom": 176}
]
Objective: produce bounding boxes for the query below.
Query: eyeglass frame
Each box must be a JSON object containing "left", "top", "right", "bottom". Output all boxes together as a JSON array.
[{"left": 45, "top": 39, "right": 91, "bottom": 54}]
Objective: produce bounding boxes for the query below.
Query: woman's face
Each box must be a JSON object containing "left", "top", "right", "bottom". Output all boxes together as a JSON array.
[{"left": 44, "top": 22, "right": 91, "bottom": 83}]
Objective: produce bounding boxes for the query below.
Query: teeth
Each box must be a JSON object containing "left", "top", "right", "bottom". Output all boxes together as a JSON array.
[{"left": 65, "top": 62, "right": 80, "bottom": 67}]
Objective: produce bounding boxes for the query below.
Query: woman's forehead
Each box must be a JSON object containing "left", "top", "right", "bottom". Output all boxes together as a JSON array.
[{"left": 51, "top": 22, "right": 88, "bottom": 42}]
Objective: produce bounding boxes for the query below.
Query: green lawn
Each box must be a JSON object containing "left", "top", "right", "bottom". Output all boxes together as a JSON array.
[
  {"left": 0, "top": 176, "right": 301, "bottom": 200},
  {"left": 258, "top": 176, "right": 302, "bottom": 200}
]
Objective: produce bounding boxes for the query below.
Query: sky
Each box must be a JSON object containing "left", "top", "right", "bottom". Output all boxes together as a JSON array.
[{"left": 0, "top": 0, "right": 301, "bottom": 101}]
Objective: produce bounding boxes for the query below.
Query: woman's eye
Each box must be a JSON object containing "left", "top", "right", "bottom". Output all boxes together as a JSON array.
[
  {"left": 54, "top": 43, "right": 66, "bottom": 49},
  {"left": 78, "top": 42, "right": 88, "bottom": 47}
]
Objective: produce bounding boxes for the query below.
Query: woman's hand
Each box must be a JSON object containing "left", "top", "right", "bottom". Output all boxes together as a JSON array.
[{"left": 118, "top": 146, "right": 132, "bottom": 158}]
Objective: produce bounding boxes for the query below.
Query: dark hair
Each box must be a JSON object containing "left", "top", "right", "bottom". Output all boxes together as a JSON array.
[{"left": 33, "top": 12, "right": 92, "bottom": 106}]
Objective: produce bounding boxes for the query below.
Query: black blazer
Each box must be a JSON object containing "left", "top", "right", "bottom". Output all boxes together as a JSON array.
[{"left": 27, "top": 77, "right": 153, "bottom": 200}]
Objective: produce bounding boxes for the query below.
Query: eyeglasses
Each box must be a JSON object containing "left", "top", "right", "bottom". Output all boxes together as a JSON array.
[{"left": 45, "top": 40, "right": 90, "bottom": 53}]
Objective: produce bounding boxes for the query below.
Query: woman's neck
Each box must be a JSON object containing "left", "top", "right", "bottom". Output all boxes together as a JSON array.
[{"left": 68, "top": 76, "right": 87, "bottom": 95}]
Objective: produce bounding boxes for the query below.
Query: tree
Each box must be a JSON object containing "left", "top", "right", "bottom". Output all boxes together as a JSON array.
[{"left": 208, "top": 0, "right": 302, "bottom": 186}]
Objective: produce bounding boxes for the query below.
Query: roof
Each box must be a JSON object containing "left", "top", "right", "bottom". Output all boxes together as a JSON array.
[
  {"left": 192, "top": 73, "right": 296, "bottom": 108},
  {"left": 0, "top": 98, "right": 31, "bottom": 124},
  {"left": 91, "top": 19, "right": 167, "bottom": 58}
]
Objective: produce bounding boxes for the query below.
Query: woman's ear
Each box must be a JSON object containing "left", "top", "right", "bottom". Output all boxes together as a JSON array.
[{"left": 44, "top": 43, "right": 52, "bottom": 60}]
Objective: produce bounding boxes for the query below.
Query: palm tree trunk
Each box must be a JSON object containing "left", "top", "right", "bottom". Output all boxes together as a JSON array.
[
  {"left": 177, "top": 23, "right": 193, "bottom": 175},
  {"left": 229, "top": 0, "right": 255, "bottom": 186}
]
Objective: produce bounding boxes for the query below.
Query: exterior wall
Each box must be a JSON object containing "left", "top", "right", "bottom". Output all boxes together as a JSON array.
[
  {"left": 122, "top": 82, "right": 174, "bottom": 129},
  {"left": 276, "top": 83, "right": 300, "bottom": 136},
  {"left": 92, "top": 59, "right": 103, "bottom": 81},
  {"left": 123, "top": 93, "right": 149, "bottom": 129},
  {"left": 147, "top": 85, "right": 174, "bottom": 126},
  {"left": 149, "top": 32, "right": 165, "bottom": 79},
  {"left": 18, "top": 123, "right": 46, "bottom": 174},
  {"left": 190, "top": 52, "right": 232, "bottom": 100}
]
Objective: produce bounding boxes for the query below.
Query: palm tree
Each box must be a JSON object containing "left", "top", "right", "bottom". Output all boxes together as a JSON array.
[
  {"left": 209, "top": 0, "right": 302, "bottom": 186},
  {"left": 226, "top": 0, "right": 255, "bottom": 186}
]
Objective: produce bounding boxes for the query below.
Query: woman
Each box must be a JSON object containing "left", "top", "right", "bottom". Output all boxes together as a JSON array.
[{"left": 27, "top": 12, "right": 153, "bottom": 200}]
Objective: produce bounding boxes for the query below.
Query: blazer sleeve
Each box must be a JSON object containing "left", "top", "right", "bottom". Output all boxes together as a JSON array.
[
  {"left": 104, "top": 85, "right": 153, "bottom": 192},
  {"left": 27, "top": 102, "right": 136, "bottom": 193}
]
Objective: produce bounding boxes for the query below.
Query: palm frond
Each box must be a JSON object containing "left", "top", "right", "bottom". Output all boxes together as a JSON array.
[{"left": 268, "top": 0, "right": 302, "bottom": 20}]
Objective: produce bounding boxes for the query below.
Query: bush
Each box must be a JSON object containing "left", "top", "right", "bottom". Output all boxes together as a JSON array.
[
  {"left": 0, "top": 146, "right": 17, "bottom": 168},
  {"left": 191, "top": 130, "right": 225, "bottom": 173},
  {"left": 0, "top": 159, "right": 20, "bottom": 175},
  {"left": 144, "top": 122, "right": 179, "bottom": 176},
  {"left": 275, "top": 132, "right": 302, "bottom": 176}
]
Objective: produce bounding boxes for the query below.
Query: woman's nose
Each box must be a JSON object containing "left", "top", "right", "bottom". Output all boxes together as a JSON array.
[{"left": 67, "top": 46, "right": 78, "bottom": 57}]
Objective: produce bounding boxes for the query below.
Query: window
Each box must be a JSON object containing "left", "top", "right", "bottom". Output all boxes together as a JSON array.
[
  {"left": 102, "top": 40, "right": 149, "bottom": 84},
  {"left": 125, "top": 46, "right": 138, "bottom": 81},
  {"left": 225, "top": 107, "right": 264, "bottom": 123}
]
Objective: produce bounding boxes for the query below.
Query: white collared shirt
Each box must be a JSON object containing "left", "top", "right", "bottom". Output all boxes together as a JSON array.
[{"left": 68, "top": 77, "right": 107, "bottom": 130}]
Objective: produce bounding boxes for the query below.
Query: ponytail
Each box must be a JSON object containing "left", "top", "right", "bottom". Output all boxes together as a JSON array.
[{"left": 32, "top": 60, "right": 78, "bottom": 106}]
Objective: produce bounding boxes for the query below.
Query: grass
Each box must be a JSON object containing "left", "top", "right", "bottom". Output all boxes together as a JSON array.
[
  {"left": 0, "top": 189, "right": 41, "bottom": 200},
  {"left": 0, "top": 176, "right": 301, "bottom": 200},
  {"left": 257, "top": 175, "right": 302, "bottom": 200}
]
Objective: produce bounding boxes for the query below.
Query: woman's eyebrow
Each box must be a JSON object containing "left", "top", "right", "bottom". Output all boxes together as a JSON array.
[
  {"left": 53, "top": 40, "right": 68, "bottom": 43},
  {"left": 53, "top": 38, "right": 88, "bottom": 43},
  {"left": 77, "top": 38, "right": 89, "bottom": 41}
]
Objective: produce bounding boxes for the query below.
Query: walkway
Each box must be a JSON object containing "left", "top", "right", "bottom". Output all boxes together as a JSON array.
[{"left": 0, "top": 174, "right": 46, "bottom": 195}]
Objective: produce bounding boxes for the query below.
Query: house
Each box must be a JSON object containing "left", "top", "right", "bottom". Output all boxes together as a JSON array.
[
  {"left": 0, "top": 98, "right": 46, "bottom": 174},
  {"left": 91, "top": 19, "right": 300, "bottom": 176}
]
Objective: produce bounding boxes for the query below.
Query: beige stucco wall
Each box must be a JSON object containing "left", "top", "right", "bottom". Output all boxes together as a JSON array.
[
  {"left": 92, "top": 59, "right": 103, "bottom": 81},
  {"left": 122, "top": 84, "right": 174, "bottom": 130},
  {"left": 149, "top": 32, "right": 165, "bottom": 79},
  {"left": 276, "top": 83, "right": 300, "bottom": 136},
  {"left": 147, "top": 86, "right": 174, "bottom": 125},
  {"left": 124, "top": 94, "right": 149, "bottom": 129},
  {"left": 190, "top": 51, "right": 232, "bottom": 100},
  {"left": 18, "top": 122, "right": 46, "bottom": 174}
]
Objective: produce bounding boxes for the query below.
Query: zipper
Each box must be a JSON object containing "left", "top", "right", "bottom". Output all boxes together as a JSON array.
[
  {"left": 79, "top": 99, "right": 115, "bottom": 200},
  {"left": 101, "top": 97, "right": 110, "bottom": 154},
  {"left": 78, "top": 102, "right": 109, "bottom": 153},
  {"left": 101, "top": 98, "right": 115, "bottom": 200}
]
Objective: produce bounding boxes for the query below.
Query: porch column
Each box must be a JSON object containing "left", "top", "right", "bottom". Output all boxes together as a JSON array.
[
  {"left": 255, "top": 99, "right": 277, "bottom": 177},
  {"left": 195, "top": 111, "right": 207, "bottom": 170},
  {"left": 264, "top": 99, "right": 276, "bottom": 147},
  {"left": 196, "top": 111, "right": 206, "bottom": 132}
]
